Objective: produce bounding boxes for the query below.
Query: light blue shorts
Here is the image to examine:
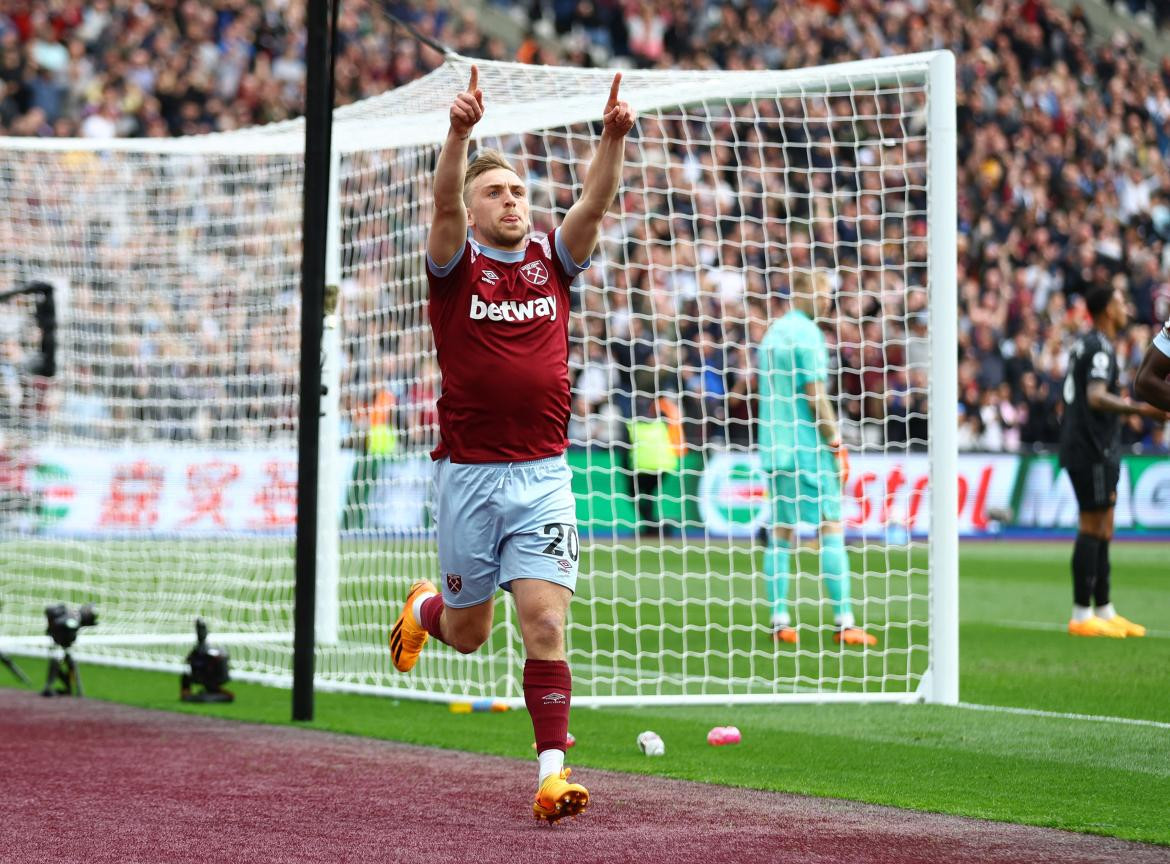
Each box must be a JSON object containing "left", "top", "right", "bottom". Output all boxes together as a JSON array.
[
  {"left": 432, "top": 455, "right": 579, "bottom": 608},
  {"left": 768, "top": 450, "right": 842, "bottom": 527}
]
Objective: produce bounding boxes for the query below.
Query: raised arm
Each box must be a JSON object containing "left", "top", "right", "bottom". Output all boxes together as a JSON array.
[
  {"left": 559, "top": 72, "right": 634, "bottom": 266},
  {"left": 428, "top": 65, "right": 483, "bottom": 268},
  {"left": 1134, "top": 343, "right": 1170, "bottom": 412}
]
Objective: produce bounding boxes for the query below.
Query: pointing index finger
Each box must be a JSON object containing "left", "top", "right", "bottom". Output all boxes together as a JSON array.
[
  {"left": 467, "top": 64, "right": 479, "bottom": 94},
  {"left": 607, "top": 72, "right": 621, "bottom": 107}
]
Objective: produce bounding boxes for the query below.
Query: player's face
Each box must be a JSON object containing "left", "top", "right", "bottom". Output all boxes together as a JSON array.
[{"left": 467, "top": 168, "right": 529, "bottom": 250}]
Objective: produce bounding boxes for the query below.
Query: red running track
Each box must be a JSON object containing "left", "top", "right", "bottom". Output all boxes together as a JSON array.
[{"left": 1, "top": 691, "right": 1167, "bottom": 864}]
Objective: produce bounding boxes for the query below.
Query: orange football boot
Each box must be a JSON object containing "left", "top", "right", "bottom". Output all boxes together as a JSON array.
[
  {"left": 1099, "top": 615, "right": 1145, "bottom": 637},
  {"left": 533, "top": 768, "right": 589, "bottom": 824},
  {"left": 834, "top": 627, "right": 878, "bottom": 647},
  {"left": 389, "top": 580, "right": 437, "bottom": 672},
  {"left": 1068, "top": 616, "right": 1126, "bottom": 638},
  {"left": 772, "top": 626, "right": 799, "bottom": 644}
]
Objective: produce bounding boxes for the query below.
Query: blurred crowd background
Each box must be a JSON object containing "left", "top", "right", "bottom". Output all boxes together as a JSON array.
[{"left": 2, "top": 0, "right": 1170, "bottom": 457}]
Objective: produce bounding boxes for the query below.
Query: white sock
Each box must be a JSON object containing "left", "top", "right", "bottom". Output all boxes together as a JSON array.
[
  {"left": 835, "top": 611, "right": 856, "bottom": 629},
  {"left": 1095, "top": 603, "right": 1115, "bottom": 620},
  {"left": 412, "top": 591, "right": 437, "bottom": 623},
  {"left": 1072, "top": 605, "right": 1093, "bottom": 622},
  {"left": 537, "top": 748, "right": 565, "bottom": 782},
  {"left": 770, "top": 613, "right": 790, "bottom": 629}
]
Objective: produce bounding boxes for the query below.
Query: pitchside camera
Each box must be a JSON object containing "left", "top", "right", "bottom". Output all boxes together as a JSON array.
[
  {"left": 45, "top": 603, "right": 97, "bottom": 649},
  {"left": 42, "top": 603, "right": 96, "bottom": 697},
  {"left": 181, "top": 618, "right": 233, "bottom": 703}
]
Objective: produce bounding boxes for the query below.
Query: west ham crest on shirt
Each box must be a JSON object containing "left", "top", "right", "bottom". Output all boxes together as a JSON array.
[{"left": 520, "top": 260, "right": 549, "bottom": 286}]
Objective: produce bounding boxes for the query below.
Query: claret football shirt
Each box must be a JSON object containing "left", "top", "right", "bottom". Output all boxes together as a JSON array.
[{"left": 426, "top": 229, "right": 588, "bottom": 463}]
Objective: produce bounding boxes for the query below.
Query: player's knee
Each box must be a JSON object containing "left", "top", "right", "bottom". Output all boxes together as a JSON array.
[{"left": 522, "top": 611, "right": 565, "bottom": 654}]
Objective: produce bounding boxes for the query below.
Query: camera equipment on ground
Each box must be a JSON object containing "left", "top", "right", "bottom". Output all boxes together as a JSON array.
[
  {"left": 181, "top": 618, "right": 233, "bottom": 703},
  {"left": 42, "top": 603, "right": 96, "bottom": 697}
]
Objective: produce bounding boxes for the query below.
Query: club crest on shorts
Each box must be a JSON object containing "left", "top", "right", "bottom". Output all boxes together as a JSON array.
[
  {"left": 520, "top": 260, "right": 549, "bottom": 286},
  {"left": 446, "top": 573, "right": 462, "bottom": 594}
]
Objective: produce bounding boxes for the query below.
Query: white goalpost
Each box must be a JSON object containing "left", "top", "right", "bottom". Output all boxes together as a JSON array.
[{"left": 0, "top": 51, "right": 956, "bottom": 705}]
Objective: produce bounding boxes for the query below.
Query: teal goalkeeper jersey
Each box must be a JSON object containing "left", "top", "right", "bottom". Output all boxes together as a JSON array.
[{"left": 757, "top": 309, "right": 829, "bottom": 471}]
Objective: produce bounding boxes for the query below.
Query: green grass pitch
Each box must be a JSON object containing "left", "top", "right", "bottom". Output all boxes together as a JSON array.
[{"left": 3, "top": 540, "right": 1169, "bottom": 844}]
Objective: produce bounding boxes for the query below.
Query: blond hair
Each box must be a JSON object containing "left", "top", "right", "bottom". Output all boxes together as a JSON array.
[
  {"left": 463, "top": 149, "right": 522, "bottom": 205},
  {"left": 789, "top": 270, "right": 830, "bottom": 297}
]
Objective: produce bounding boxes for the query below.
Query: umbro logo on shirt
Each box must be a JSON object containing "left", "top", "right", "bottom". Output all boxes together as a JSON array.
[
  {"left": 469, "top": 293, "right": 557, "bottom": 323},
  {"left": 481, "top": 269, "right": 499, "bottom": 285}
]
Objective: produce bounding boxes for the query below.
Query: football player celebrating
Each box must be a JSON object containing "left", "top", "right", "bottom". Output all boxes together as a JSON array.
[{"left": 389, "top": 65, "right": 633, "bottom": 823}]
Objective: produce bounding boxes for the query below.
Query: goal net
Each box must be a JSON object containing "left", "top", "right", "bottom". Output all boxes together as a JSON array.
[{"left": 0, "top": 51, "right": 956, "bottom": 705}]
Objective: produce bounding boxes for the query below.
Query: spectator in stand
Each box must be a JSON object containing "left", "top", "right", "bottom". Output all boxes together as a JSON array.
[{"left": 6, "top": 0, "right": 1170, "bottom": 462}]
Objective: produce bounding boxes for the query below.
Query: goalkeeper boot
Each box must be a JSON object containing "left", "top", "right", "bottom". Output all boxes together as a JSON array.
[
  {"left": 772, "top": 626, "right": 799, "bottom": 645},
  {"left": 1100, "top": 614, "right": 1146, "bottom": 638},
  {"left": 389, "top": 580, "right": 437, "bottom": 672},
  {"left": 834, "top": 626, "right": 878, "bottom": 647},
  {"left": 533, "top": 768, "right": 589, "bottom": 824},
  {"left": 1067, "top": 616, "right": 1126, "bottom": 638}
]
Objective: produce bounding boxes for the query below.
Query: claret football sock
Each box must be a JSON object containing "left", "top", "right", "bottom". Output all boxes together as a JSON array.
[
  {"left": 524, "top": 658, "right": 572, "bottom": 769},
  {"left": 417, "top": 593, "right": 447, "bottom": 643}
]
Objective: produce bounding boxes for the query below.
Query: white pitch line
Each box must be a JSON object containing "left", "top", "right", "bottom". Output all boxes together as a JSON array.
[
  {"left": 989, "top": 619, "right": 1170, "bottom": 639},
  {"left": 958, "top": 701, "right": 1170, "bottom": 730}
]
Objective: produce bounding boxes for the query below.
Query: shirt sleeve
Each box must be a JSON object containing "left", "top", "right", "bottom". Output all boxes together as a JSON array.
[
  {"left": 1087, "top": 341, "right": 1112, "bottom": 380},
  {"left": 426, "top": 240, "right": 468, "bottom": 281},
  {"left": 552, "top": 228, "right": 591, "bottom": 282},
  {"left": 1154, "top": 319, "right": 1170, "bottom": 357}
]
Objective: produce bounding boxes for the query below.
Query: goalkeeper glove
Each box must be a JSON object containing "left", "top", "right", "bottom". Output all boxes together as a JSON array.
[{"left": 828, "top": 438, "right": 850, "bottom": 486}]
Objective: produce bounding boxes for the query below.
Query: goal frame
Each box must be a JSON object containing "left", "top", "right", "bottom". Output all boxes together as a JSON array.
[{"left": 0, "top": 50, "right": 958, "bottom": 707}]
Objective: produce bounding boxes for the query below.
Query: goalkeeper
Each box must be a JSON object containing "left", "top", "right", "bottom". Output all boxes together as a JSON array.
[{"left": 755, "top": 270, "right": 876, "bottom": 647}]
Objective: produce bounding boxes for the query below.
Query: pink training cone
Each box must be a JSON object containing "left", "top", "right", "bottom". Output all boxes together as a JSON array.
[{"left": 707, "top": 726, "right": 742, "bottom": 746}]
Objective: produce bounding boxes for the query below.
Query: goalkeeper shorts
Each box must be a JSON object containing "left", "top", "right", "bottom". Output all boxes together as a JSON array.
[
  {"left": 431, "top": 454, "right": 579, "bottom": 608},
  {"left": 768, "top": 454, "right": 842, "bottom": 527}
]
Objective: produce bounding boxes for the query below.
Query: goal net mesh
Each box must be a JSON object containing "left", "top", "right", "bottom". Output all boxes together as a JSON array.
[{"left": 0, "top": 54, "right": 948, "bottom": 704}]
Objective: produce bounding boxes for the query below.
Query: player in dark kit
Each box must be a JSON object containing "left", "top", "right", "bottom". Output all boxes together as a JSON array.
[
  {"left": 1059, "top": 284, "right": 1169, "bottom": 638},
  {"left": 388, "top": 65, "right": 633, "bottom": 823}
]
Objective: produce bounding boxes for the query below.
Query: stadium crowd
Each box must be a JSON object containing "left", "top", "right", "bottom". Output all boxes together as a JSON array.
[{"left": 1, "top": 0, "right": 1169, "bottom": 457}]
